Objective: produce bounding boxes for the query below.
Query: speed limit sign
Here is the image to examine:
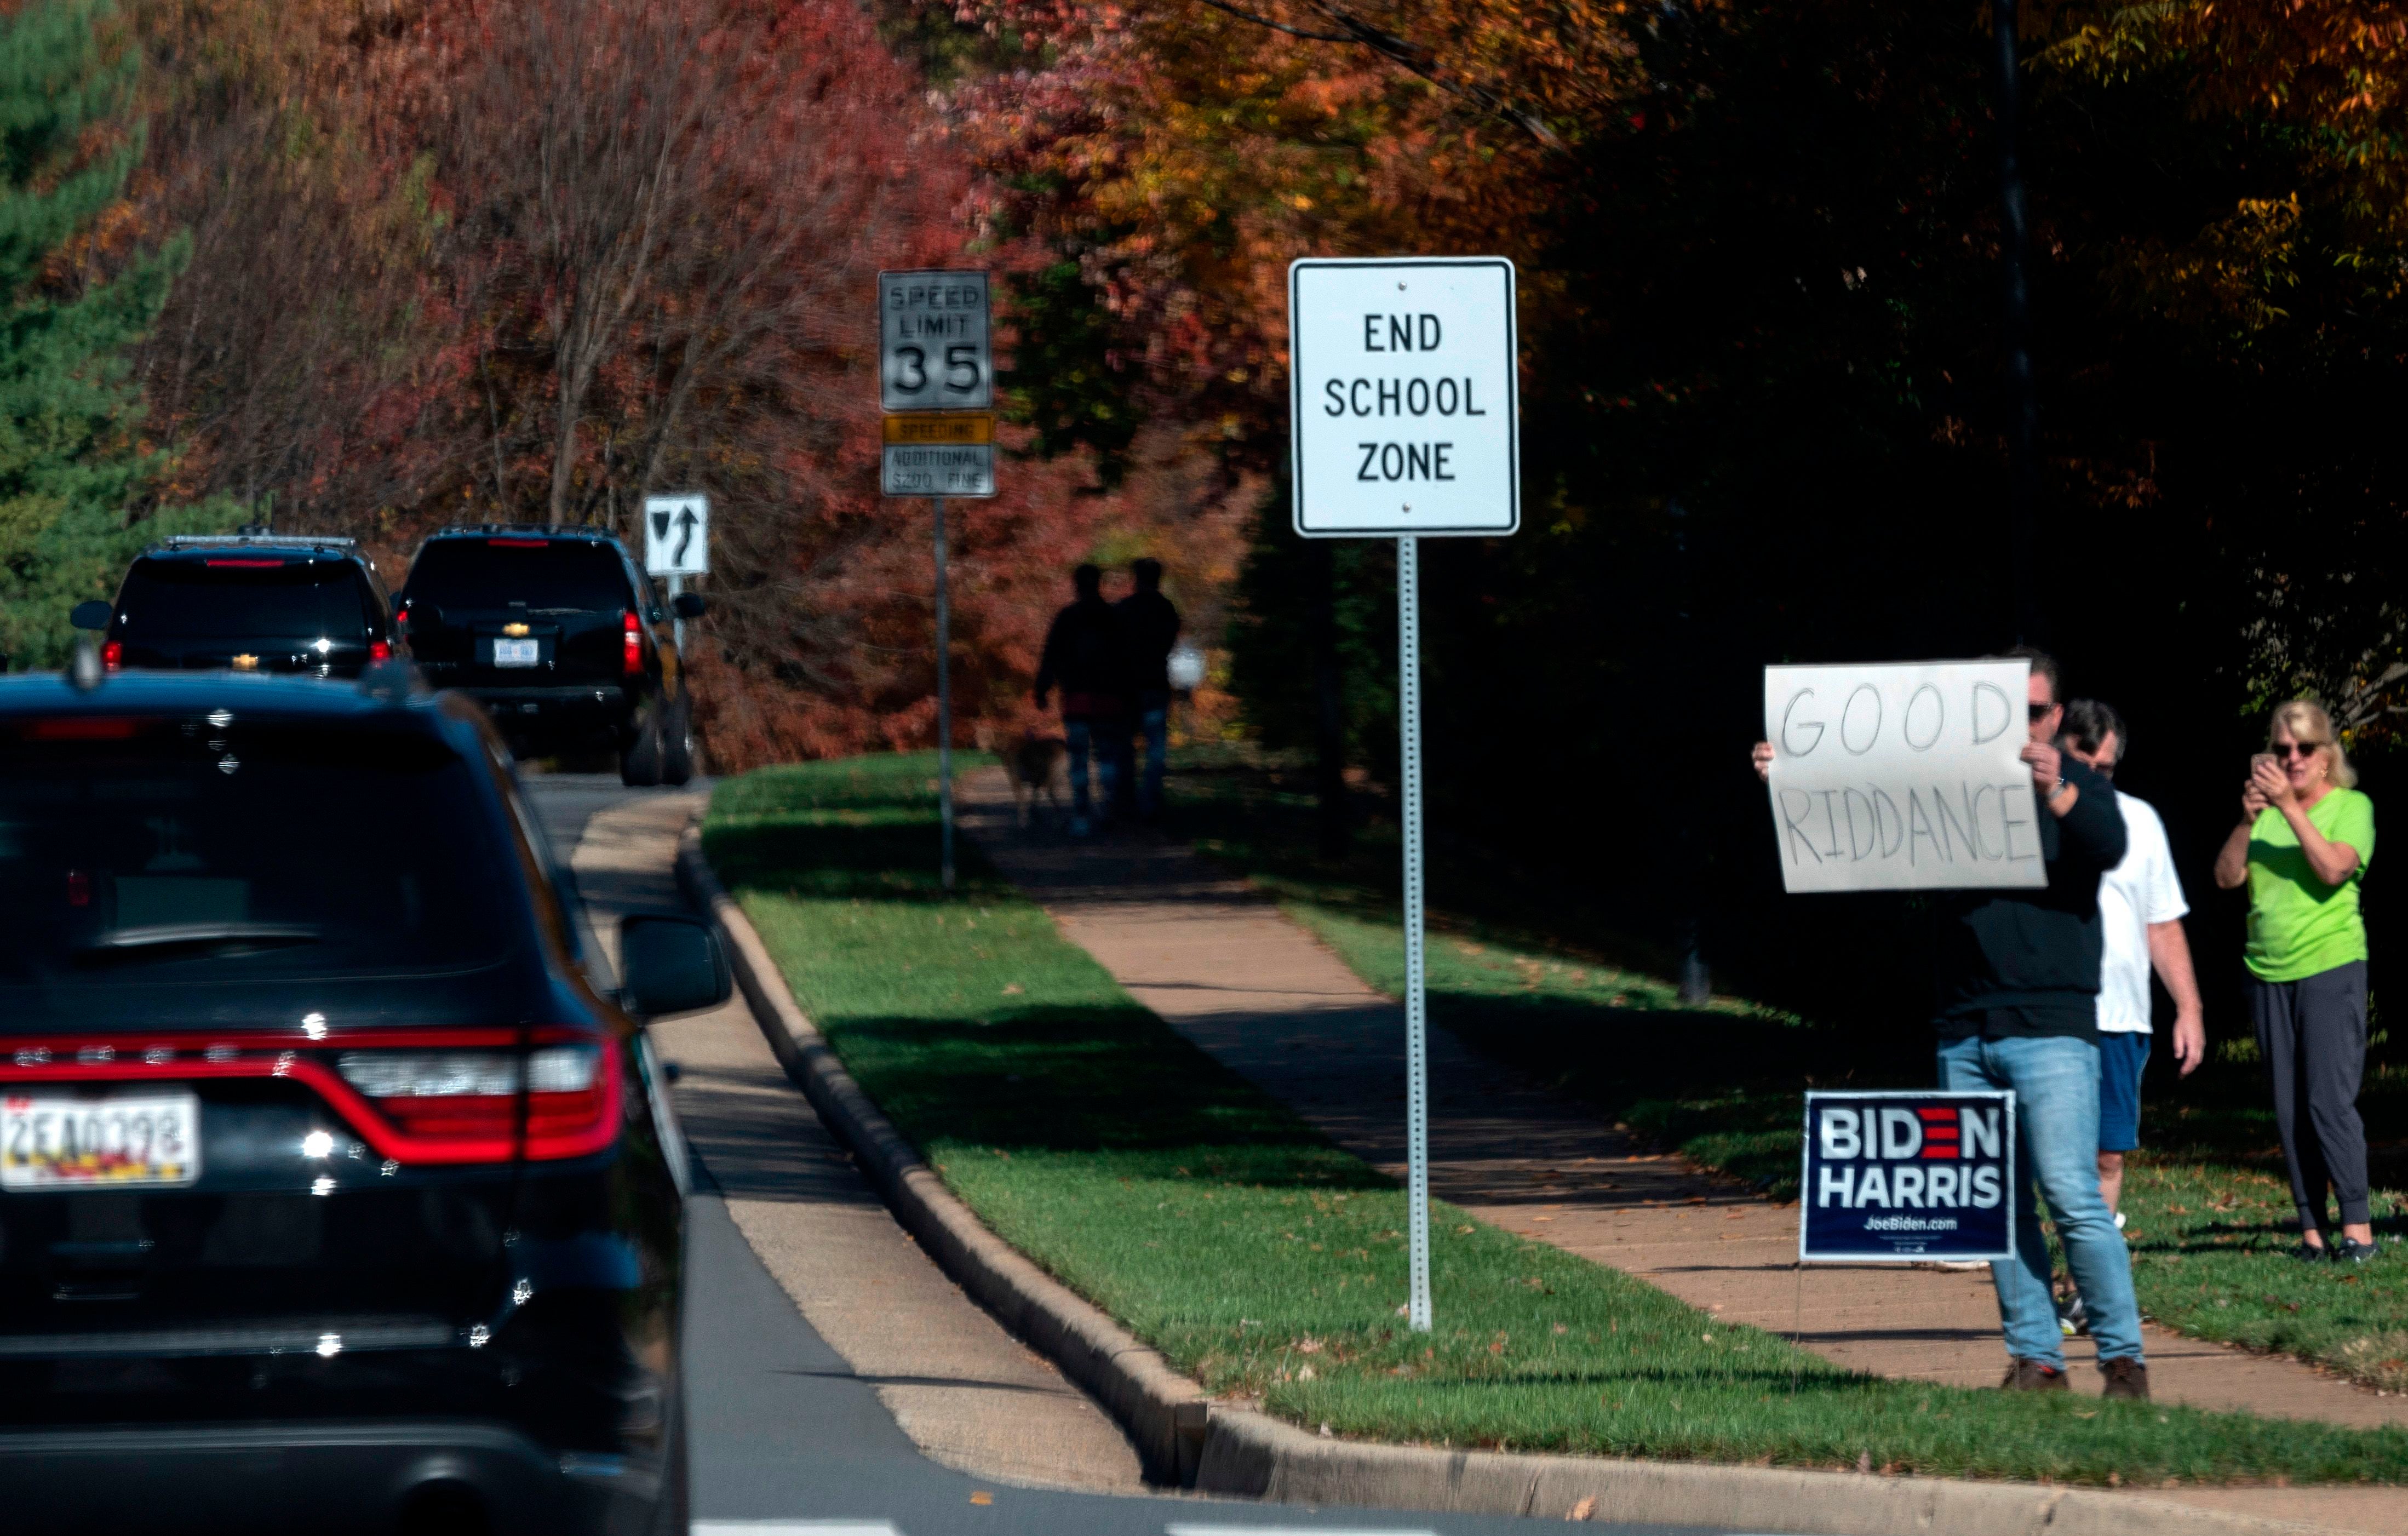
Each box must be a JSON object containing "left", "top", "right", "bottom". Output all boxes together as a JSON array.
[{"left": 879, "top": 270, "right": 990, "bottom": 411}]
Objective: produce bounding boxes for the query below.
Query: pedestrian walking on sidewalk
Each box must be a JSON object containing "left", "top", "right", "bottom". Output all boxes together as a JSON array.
[
  {"left": 1033, "top": 565, "right": 1125, "bottom": 836},
  {"left": 2213, "top": 700, "right": 2380, "bottom": 1264},
  {"left": 1115, "top": 558, "right": 1181, "bottom": 821},
  {"left": 2050, "top": 699, "right": 2205, "bottom": 1338},
  {"left": 1750, "top": 646, "right": 2148, "bottom": 1396}
]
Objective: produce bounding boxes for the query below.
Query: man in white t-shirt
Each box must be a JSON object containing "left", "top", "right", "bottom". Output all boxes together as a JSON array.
[{"left": 2061, "top": 700, "right": 2206, "bottom": 1220}]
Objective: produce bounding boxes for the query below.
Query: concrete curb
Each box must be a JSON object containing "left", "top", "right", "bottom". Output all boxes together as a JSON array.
[
  {"left": 676, "top": 827, "right": 1210, "bottom": 1486},
  {"left": 678, "top": 826, "right": 2337, "bottom": 1536}
]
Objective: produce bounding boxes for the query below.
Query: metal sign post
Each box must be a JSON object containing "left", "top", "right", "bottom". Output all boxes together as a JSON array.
[
  {"left": 880, "top": 271, "right": 995, "bottom": 892},
  {"left": 1288, "top": 256, "right": 1519, "bottom": 1332},
  {"left": 933, "top": 495, "right": 954, "bottom": 891},
  {"left": 1396, "top": 531, "right": 1430, "bottom": 1330}
]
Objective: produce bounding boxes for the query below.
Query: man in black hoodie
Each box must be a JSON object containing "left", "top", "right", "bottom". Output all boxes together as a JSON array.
[
  {"left": 1033, "top": 565, "right": 1123, "bottom": 835},
  {"left": 1939, "top": 647, "right": 2146, "bottom": 1396},
  {"left": 1752, "top": 646, "right": 2145, "bottom": 1397}
]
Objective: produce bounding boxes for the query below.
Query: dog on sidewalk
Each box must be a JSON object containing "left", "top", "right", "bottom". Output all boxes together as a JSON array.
[{"left": 991, "top": 729, "right": 1068, "bottom": 828}]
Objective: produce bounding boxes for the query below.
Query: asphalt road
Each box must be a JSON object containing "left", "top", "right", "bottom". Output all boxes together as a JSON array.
[{"left": 526, "top": 773, "right": 1727, "bottom": 1536}]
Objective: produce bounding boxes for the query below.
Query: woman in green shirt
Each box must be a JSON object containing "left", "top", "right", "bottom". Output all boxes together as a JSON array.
[{"left": 2214, "top": 700, "right": 2378, "bottom": 1262}]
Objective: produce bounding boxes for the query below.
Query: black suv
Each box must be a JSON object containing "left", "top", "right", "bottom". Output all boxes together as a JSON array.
[
  {"left": 81, "top": 532, "right": 397, "bottom": 679},
  {"left": 398, "top": 527, "right": 701, "bottom": 787},
  {"left": 0, "top": 667, "right": 727, "bottom": 1534}
]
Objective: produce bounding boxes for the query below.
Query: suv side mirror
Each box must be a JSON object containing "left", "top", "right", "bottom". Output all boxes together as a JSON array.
[
  {"left": 619, "top": 915, "right": 730, "bottom": 1018},
  {"left": 670, "top": 592, "right": 706, "bottom": 620},
  {"left": 70, "top": 600, "right": 111, "bottom": 632}
]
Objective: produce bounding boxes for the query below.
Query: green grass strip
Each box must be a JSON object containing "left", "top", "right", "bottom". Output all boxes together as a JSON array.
[
  {"left": 1282, "top": 903, "right": 2408, "bottom": 1397},
  {"left": 703, "top": 752, "right": 2408, "bottom": 1485}
]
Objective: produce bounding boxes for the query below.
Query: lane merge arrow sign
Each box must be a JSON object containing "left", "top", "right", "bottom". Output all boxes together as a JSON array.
[{"left": 643, "top": 492, "right": 710, "bottom": 577}]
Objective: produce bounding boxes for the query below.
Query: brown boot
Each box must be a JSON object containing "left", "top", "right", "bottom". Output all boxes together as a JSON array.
[
  {"left": 2101, "top": 1356, "right": 2151, "bottom": 1400},
  {"left": 2001, "top": 1357, "right": 2069, "bottom": 1391}
]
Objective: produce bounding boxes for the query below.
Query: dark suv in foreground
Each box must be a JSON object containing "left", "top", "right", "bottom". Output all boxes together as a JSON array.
[
  {"left": 0, "top": 668, "right": 727, "bottom": 1534},
  {"left": 83, "top": 533, "right": 397, "bottom": 679},
  {"left": 398, "top": 527, "right": 702, "bottom": 786}
]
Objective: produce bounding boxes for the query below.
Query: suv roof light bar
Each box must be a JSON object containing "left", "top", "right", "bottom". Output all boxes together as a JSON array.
[
  {"left": 432, "top": 523, "right": 615, "bottom": 539},
  {"left": 157, "top": 534, "right": 358, "bottom": 550}
]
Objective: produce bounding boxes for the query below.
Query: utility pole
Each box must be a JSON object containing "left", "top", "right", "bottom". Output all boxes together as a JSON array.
[{"left": 1993, "top": 0, "right": 2042, "bottom": 646}]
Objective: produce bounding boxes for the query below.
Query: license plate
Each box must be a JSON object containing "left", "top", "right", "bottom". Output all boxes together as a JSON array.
[
  {"left": 493, "top": 638, "right": 541, "bottom": 667},
  {"left": 1, "top": 1093, "right": 200, "bottom": 1189}
]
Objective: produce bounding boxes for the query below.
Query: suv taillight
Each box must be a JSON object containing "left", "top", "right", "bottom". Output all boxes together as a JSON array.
[
  {"left": 336, "top": 1044, "right": 614, "bottom": 1161},
  {"left": 0, "top": 1032, "right": 621, "bottom": 1166},
  {"left": 369, "top": 639, "right": 392, "bottom": 661},
  {"left": 100, "top": 640, "right": 122, "bottom": 670},
  {"left": 622, "top": 610, "right": 643, "bottom": 676}
]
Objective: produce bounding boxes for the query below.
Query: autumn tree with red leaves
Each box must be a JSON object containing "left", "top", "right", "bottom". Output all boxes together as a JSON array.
[{"left": 113, "top": 0, "right": 1182, "bottom": 767}]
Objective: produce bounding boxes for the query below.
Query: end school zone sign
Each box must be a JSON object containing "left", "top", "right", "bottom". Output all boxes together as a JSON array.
[{"left": 1763, "top": 660, "right": 2045, "bottom": 893}]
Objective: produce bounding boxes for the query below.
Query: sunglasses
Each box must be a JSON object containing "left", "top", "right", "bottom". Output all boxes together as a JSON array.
[
  {"left": 2271, "top": 741, "right": 2326, "bottom": 760},
  {"left": 2028, "top": 703, "right": 2056, "bottom": 721}
]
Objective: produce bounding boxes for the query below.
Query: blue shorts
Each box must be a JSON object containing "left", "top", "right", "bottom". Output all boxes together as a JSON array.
[{"left": 2097, "top": 1031, "right": 2151, "bottom": 1153}]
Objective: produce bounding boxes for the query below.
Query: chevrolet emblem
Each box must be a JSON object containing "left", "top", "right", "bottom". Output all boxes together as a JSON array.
[
  {"left": 502, "top": 622, "right": 530, "bottom": 638},
  {"left": 231, "top": 654, "right": 259, "bottom": 670}
]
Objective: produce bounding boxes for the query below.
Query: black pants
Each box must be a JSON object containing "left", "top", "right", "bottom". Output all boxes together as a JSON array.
[{"left": 2250, "top": 960, "right": 2371, "bottom": 1230}]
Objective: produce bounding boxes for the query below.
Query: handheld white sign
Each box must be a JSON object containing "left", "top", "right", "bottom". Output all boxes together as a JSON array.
[
  {"left": 1762, "top": 660, "right": 2043, "bottom": 893},
  {"left": 1288, "top": 257, "right": 1518, "bottom": 537},
  {"left": 880, "top": 270, "right": 991, "bottom": 412},
  {"left": 643, "top": 492, "right": 709, "bottom": 577}
]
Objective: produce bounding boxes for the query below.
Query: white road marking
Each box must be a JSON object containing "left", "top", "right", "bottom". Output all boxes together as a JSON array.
[
  {"left": 691, "top": 1523, "right": 902, "bottom": 1536},
  {"left": 1167, "top": 1527, "right": 1439, "bottom": 1536}
]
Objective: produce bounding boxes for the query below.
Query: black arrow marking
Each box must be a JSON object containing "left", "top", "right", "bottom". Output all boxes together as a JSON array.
[
  {"left": 674, "top": 509, "right": 698, "bottom": 564},
  {"left": 651, "top": 509, "right": 671, "bottom": 540}
]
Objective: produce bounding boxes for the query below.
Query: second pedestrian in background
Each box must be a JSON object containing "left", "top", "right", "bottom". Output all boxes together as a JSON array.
[
  {"left": 1033, "top": 564, "right": 1125, "bottom": 836},
  {"left": 2060, "top": 699, "right": 2207, "bottom": 1222},
  {"left": 1115, "top": 558, "right": 1181, "bottom": 821},
  {"left": 2214, "top": 700, "right": 2380, "bottom": 1263},
  {"left": 2053, "top": 699, "right": 2205, "bottom": 1338}
]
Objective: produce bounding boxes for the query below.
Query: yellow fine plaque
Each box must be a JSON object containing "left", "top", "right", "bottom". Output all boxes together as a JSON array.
[{"left": 882, "top": 413, "right": 994, "bottom": 446}]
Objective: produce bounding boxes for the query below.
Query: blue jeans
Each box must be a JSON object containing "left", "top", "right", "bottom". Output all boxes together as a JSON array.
[
  {"left": 1063, "top": 717, "right": 1118, "bottom": 819},
  {"left": 1936, "top": 1033, "right": 2144, "bottom": 1367},
  {"left": 1133, "top": 691, "right": 1169, "bottom": 817}
]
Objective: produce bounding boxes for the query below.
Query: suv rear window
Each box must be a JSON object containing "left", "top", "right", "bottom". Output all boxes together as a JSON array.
[
  {"left": 0, "top": 717, "right": 520, "bottom": 991},
  {"left": 407, "top": 539, "right": 633, "bottom": 616},
  {"left": 117, "top": 557, "right": 376, "bottom": 640}
]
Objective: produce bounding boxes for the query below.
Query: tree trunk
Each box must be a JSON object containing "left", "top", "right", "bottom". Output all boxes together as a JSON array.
[{"left": 1309, "top": 538, "right": 1349, "bottom": 859}]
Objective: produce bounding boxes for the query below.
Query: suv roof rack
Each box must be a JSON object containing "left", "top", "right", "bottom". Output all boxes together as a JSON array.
[
  {"left": 433, "top": 523, "right": 617, "bottom": 539},
  {"left": 158, "top": 532, "right": 358, "bottom": 551}
]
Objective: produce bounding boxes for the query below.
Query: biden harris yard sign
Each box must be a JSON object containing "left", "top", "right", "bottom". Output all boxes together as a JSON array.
[{"left": 1800, "top": 1091, "right": 2016, "bottom": 1263}]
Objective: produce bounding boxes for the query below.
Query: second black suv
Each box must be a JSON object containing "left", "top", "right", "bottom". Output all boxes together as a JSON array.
[
  {"left": 398, "top": 526, "right": 702, "bottom": 786},
  {"left": 84, "top": 533, "right": 396, "bottom": 679}
]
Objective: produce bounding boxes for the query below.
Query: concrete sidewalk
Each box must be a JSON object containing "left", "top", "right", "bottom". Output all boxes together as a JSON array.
[
  {"left": 569, "top": 793, "right": 1148, "bottom": 1494},
  {"left": 955, "top": 767, "right": 2408, "bottom": 1535}
]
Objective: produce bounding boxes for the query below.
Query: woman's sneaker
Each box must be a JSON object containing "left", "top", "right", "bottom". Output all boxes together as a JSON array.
[
  {"left": 2056, "top": 1292, "right": 2090, "bottom": 1337},
  {"left": 2335, "top": 1236, "right": 2382, "bottom": 1264}
]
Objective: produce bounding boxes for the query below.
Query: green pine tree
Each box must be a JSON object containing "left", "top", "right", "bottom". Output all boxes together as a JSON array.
[{"left": 0, "top": 0, "right": 227, "bottom": 669}]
